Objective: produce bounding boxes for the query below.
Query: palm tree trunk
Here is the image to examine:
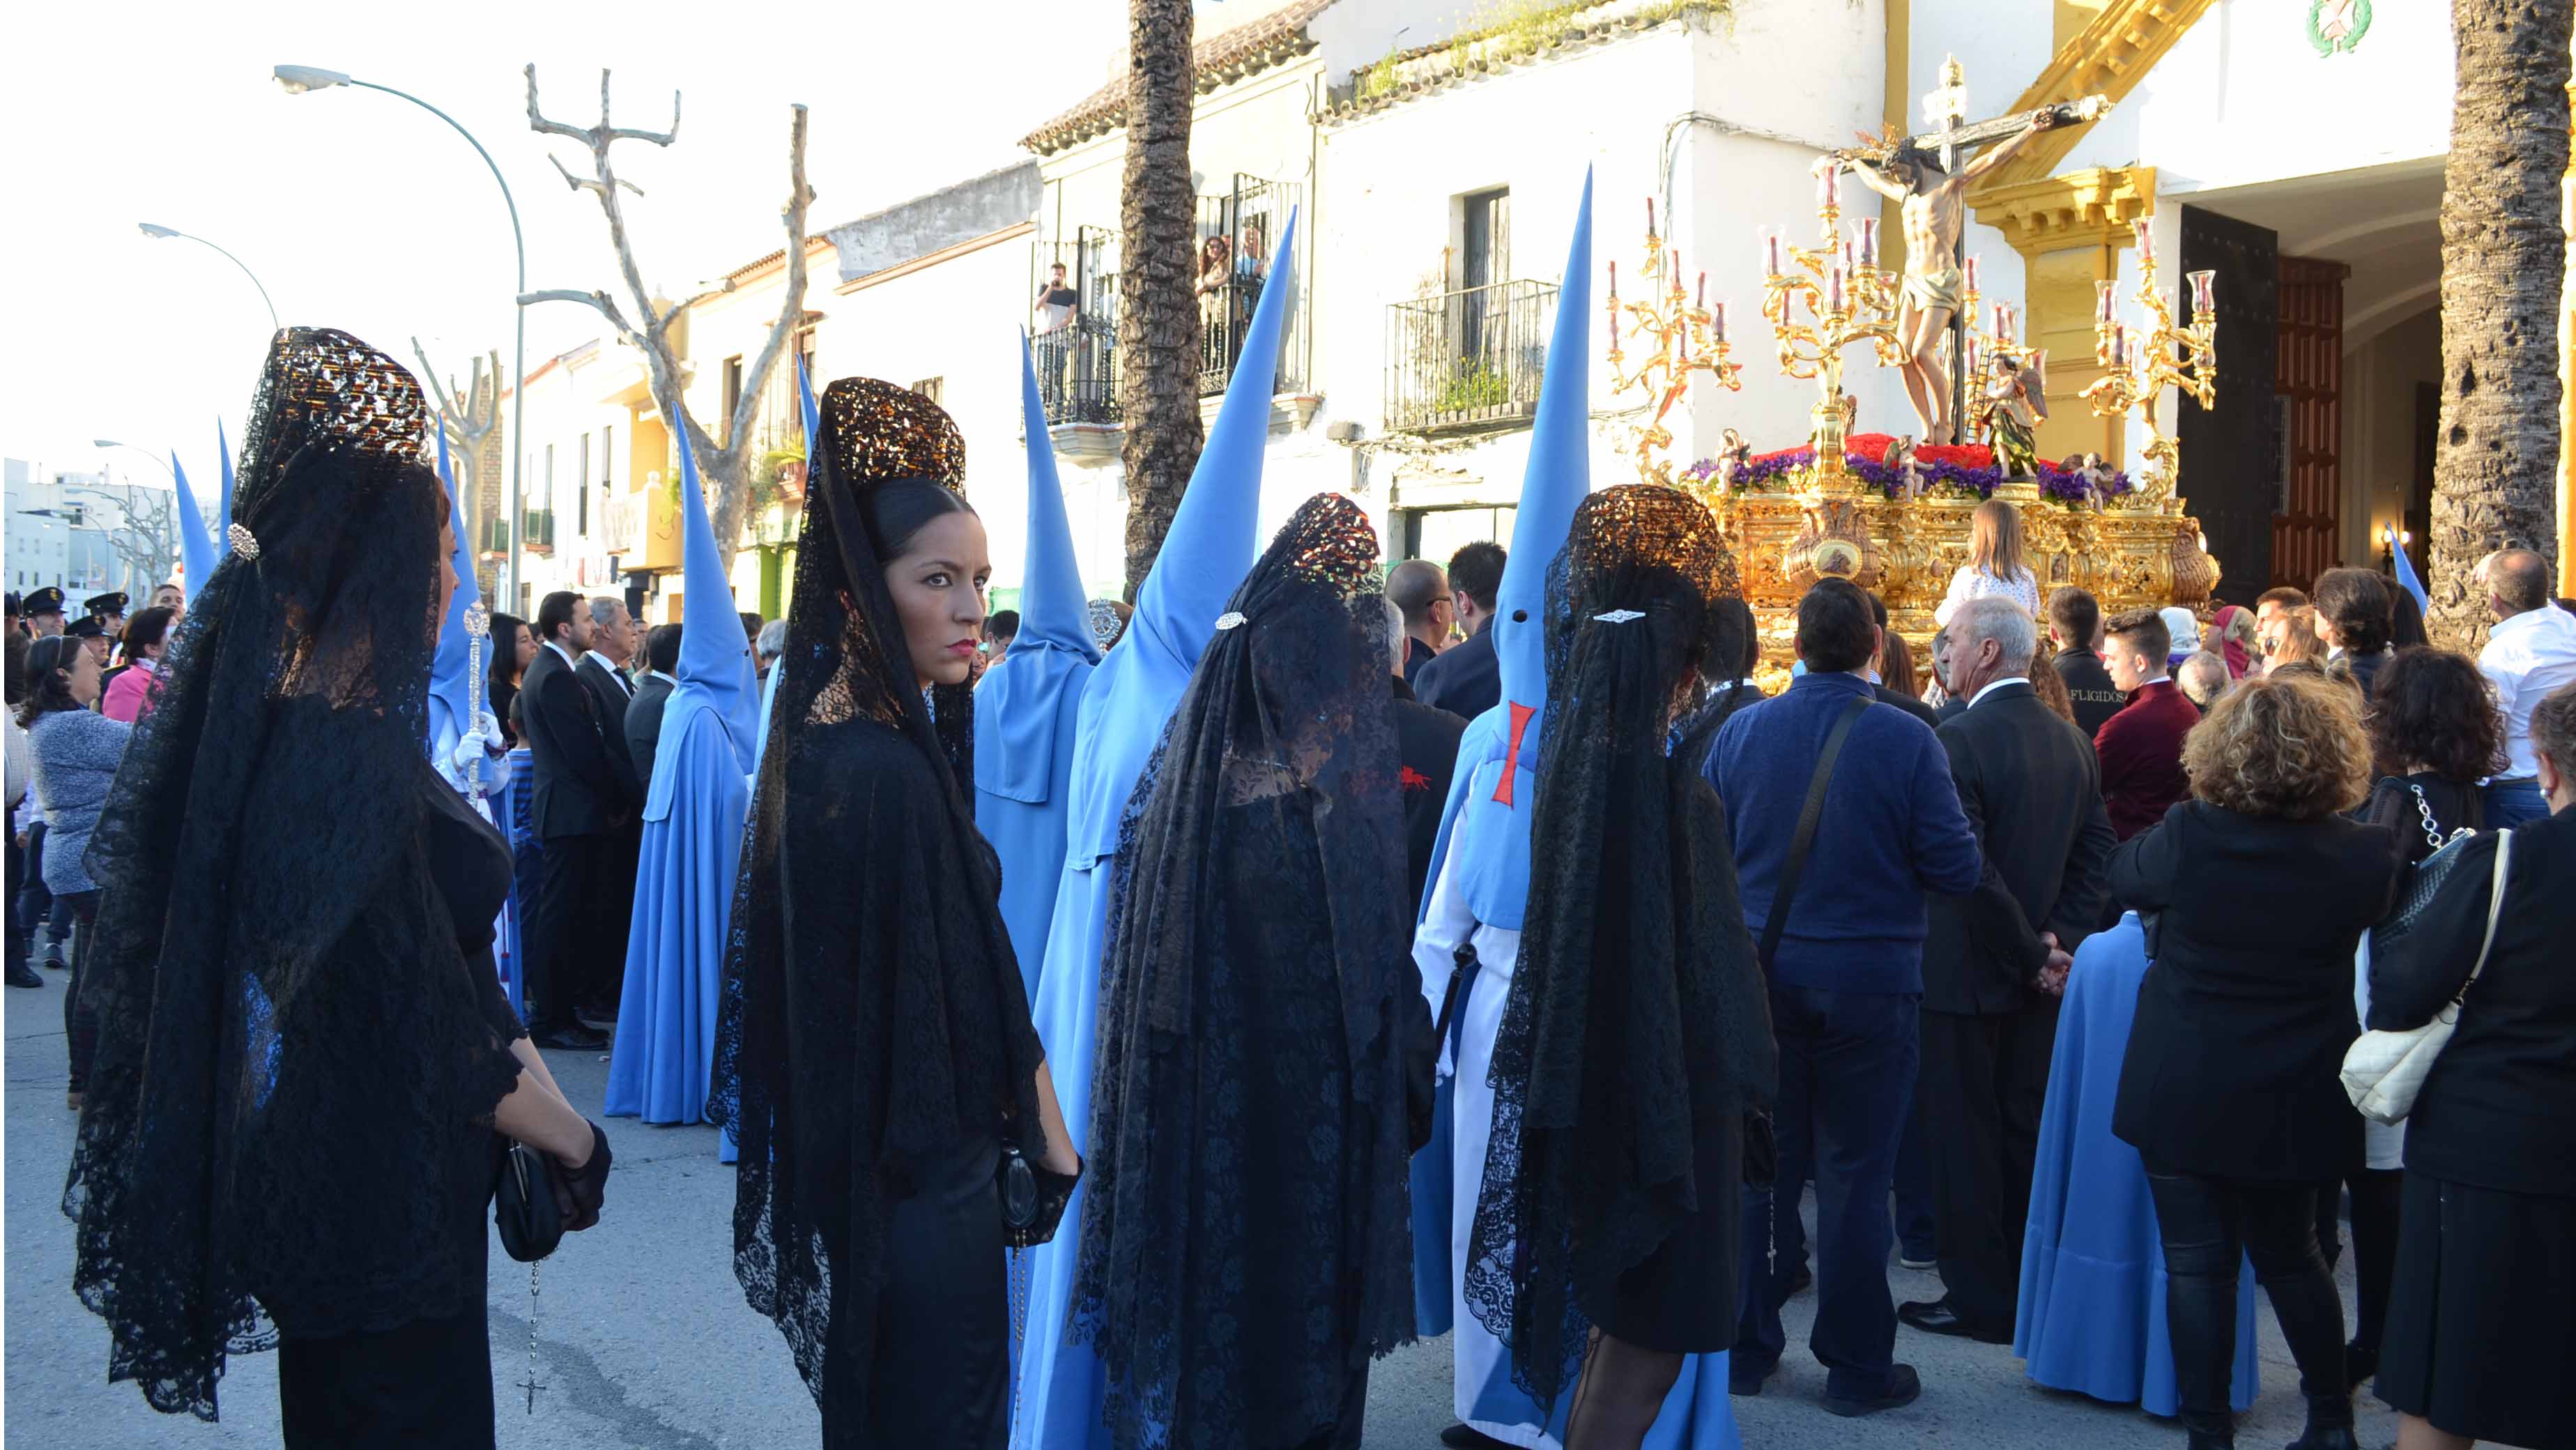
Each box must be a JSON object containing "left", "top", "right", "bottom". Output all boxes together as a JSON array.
[
  {"left": 2429, "top": 0, "right": 2574, "bottom": 648},
  {"left": 1118, "top": 0, "right": 1202, "bottom": 596}
]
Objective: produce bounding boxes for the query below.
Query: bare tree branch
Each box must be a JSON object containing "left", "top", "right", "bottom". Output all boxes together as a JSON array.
[{"left": 524, "top": 63, "right": 810, "bottom": 577}]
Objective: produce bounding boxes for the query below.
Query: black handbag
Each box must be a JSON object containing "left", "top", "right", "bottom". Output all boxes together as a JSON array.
[
  {"left": 996, "top": 1140, "right": 1078, "bottom": 1250},
  {"left": 493, "top": 1139, "right": 565, "bottom": 1264}
]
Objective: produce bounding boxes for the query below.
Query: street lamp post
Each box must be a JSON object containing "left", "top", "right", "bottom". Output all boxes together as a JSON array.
[
  {"left": 136, "top": 224, "right": 279, "bottom": 333},
  {"left": 273, "top": 63, "right": 526, "bottom": 609},
  {"left": 92, "top": 438, "right": 177, "bottom": 482}
]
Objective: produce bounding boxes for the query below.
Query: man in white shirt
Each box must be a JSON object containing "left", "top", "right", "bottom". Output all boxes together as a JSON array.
[{"left": 2477, "top": 548, "right": 2576, "bottom": 826}]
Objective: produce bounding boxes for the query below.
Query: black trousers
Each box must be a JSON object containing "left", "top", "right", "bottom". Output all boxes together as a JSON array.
[
  {"left": 1918, "top": 998, "right": 2060, "bottom": 1334},
  {"left": 2345, "top": 1168, "right": 2403, "bottom": 1360},
  {"left": 2144, "top": 1168, "right": 2347, "bottom": 1429},
  {"left": 59, "top": 891, "right": 99, "bottom": 1090},
  {"left": 15, "top": 821, "right": 52, "bottom": 959},
  {"left": 526, "top": 832, "right": 613, "bottom": 1032}
]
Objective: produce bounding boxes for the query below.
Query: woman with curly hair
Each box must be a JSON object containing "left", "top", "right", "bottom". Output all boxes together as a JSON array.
[
  {"left": 2332, "top": 647, "right": 2505, "bottom": 1390},
  {"left": 2110, "top": 671, "right": 2402, "bottom": 1450}
]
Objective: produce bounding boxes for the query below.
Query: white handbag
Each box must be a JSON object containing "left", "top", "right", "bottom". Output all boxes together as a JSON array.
[{"left": 2340, "top": 827, "right": 2513, "bottom": 1126}]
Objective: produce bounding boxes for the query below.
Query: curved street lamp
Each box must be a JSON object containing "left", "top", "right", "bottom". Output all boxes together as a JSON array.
[
  {"left": 92, "top": 438, "right": 178, "bottom": 482},
  {"left": 135, "top": 224, "right": 279, "bottom": 333},
  {"left": 273, "top": 63, "right": 528, "bottom": 606}
]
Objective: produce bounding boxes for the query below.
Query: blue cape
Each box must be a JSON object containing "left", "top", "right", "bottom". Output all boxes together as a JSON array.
[{"left": 974, "top": 335, "right": 1102, "bottom": 992}]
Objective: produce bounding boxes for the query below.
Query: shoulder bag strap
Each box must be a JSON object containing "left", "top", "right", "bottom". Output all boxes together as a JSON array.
[
  {"left": 2460, "top": 827, "right": 2513, "bottom": 1000},
  {"left": 1758, "top": 694, "right": 1874, "bottom": 970}
]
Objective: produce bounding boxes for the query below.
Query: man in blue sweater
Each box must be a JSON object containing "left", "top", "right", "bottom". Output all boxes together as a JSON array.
[{"left": 1708, "top": 577, "right": 1982, "bottom": 1417}]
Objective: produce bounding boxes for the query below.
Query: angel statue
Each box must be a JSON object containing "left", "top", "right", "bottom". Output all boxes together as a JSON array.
[
  {"left": 1712, "top": 428, "right": 1754, "bottom": 494},
  {"left": 1881, "top": 434, "right": 1926, "bottom": 501},
  {"left": 1975, "top": 347, "right": 2048, "bottom": 479},
  {"left": 2062, "top": 450, "right": 2118, "bottom": 510}
]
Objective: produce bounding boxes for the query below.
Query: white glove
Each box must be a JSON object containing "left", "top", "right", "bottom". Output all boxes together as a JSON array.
[{"left": 449, "top": 712, "right": 502, "bottom": 772}]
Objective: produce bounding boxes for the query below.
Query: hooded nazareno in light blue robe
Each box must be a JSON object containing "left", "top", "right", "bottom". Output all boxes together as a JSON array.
[
  {"left": 605, "top": 441, "right": 759, "bottom": 1125},
  {"left": 1009, "top": 211, "right": 1299, "bottom": 1450}
]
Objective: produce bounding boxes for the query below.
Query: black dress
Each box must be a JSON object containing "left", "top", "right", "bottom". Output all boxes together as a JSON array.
[
  {"left": 2370, "top": 808, "right": 2576, "bottom": 1447},
  {"left": 277, "top": 758, "right": 520, "bottom": 1449}
]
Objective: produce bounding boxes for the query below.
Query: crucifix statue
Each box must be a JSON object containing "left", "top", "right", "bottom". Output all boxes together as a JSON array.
[{"left": 1820, "top": 57, "right": 2109, "bottom": 443}]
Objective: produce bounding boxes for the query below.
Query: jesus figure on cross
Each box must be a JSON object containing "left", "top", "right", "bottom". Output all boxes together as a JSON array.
[{"left": 1831, "top": 107, "right": 2058, "bottom": 443}]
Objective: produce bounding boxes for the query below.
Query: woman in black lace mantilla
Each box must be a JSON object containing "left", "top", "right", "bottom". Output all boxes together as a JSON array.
[
  {"left": 710, "top": 378, "right": 1079, "bottom": 1447},
  {"left": 1073, "top": 492, "right": 1432, "bottom": 1450},
  {"left": 1466, "top": 484, "right": 1777, "bottom": 1449},
  {"left": 63, "top": 328, "right": 608, "bottom": 1442}
]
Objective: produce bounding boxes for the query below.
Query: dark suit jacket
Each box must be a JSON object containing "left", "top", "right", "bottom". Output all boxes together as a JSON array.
[
  {"left": 1924, "top": 682, "right": 2115, "bottom": 1015},
  {"left": 522, "top": 644, "right": 626, "bottom": 840},
  {"left": 2095, "top": 679, "right": 2199, "bottom": 841},
  {"left": 2109, "top": 800, "right": 2400, "bottom": 1182},
  {"left": 624, "top": 673, "right": 677, "bottom": 793},
  {"left": 2370, "top": 804, "right": 2576, "bottom": 1196},
  {"left": 2052, "top": 647, "right": 2126, "bottom": 740},
  {"left": 1413, "top": 623, "right": 1498, "bottom": 722},
  {"left": 576, "top": 653, "right": 643, "bottom": 805},
  {"left": 1933, "top": 695, "right": 1967, "bottom": 724},
  {"left": 1391, "top": 678, "right": 1467, "bottom": 910},
  {"left": 1876, "top": 683, "right": 1940, "bottom": 731},
  {"left": 2329, "top": 647, "right": 2392, "bottom": 703},
  {"left": 1404, "top": 634, "right": 1437, "bottom": 686}
]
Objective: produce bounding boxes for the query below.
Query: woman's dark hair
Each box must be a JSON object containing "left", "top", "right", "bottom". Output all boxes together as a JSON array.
[
  {"left": 121, "top": 606, "right": 176, "bottom": 659},
  {"left": 2387, "top": 585, "right": 2430, "bottom": 648},
  {"left": 1878, "top": 628, "right": 1920, "bottom": 699},
  {"left": 488, "top": 612, "right": 528, "bottom": 694},
  {"left": 2311, "top": 567, "right": 2393, "bottom": 655},
  {"left": 2368, "top": 646, "right": 2506, "bottom": 784},
  {"left": 1714, "top": 595, "right": 1759, "bottom": 681},
  {"left": 866, "top": 476, "right": 976, "bottom": 560},
  {"left": 15, "top": 635, "right": 83, "bottom": 726}
]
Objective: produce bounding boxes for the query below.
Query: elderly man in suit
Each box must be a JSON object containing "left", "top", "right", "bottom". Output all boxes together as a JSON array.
[
  {"left": 1902, "top": 595, "right": 2113, "bottom": 1344},
  {"left": 626, "top": 623, "right": 682, "bottom": 791},
  {"left": 519, "top": 590, "right": 620, "bottom": 1049}
]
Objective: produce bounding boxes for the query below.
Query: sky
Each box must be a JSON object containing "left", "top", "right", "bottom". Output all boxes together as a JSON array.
[{"left": 1, "top": 0, "right": 1135, "bottom": 491}]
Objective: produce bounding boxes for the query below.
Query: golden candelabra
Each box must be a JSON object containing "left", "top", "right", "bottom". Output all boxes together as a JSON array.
[
  {"left": 2081, "top": 220, "right": 2218, "bottom": 515},
  {"left": 1759, "top": 169, "right": 1903, "bottom": 490},
  {"left": 1607, "top": 199, "right": 1742, "bottom": 489}
]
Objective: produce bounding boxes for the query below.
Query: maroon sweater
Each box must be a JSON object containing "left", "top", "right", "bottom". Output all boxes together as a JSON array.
[{"left": 2095, "top": 679, "right": 2200, "bottom": 841}]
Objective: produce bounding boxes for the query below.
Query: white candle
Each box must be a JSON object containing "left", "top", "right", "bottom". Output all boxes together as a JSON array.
[
  {"left": 1858, "top": 217, "right": 1879, "bottom": 268},
  {"left": 1818, "top": 164, "right": 1839, "bottom": 211},
  {"left": 1840, "top": 236, "right": 1857, "bottom": 275},
  {"left": 1827, "top": 264, "right": 1846, "bottom": 313}
]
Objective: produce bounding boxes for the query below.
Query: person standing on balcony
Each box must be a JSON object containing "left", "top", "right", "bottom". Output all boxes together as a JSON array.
[
  {"left": 1034, "top": 261, "right": 1079, "bottom": 335},
  {"left": 1196, "top": 236, "right": 1234, "bottom": 375}
]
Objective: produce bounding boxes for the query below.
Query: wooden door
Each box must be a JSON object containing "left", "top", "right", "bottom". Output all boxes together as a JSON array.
[
  {"left": 2177, "top": 205, "right": 2281, "bottom": 608},
  {"left": 2274, "top": 255, "right": 2352, "bottom": 589}
]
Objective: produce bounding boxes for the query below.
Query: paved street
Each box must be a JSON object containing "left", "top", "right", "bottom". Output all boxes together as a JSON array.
[{"left": 8, "top": 985, "right": 2400, "bottom": 1448}]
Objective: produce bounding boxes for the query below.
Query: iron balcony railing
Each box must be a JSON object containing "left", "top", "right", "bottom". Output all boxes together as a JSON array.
[
  {"left": 1386, "top": 278, "right": 1558, "bottom": 435},
  {"left": 1030, "top": 316, "right": 1122, "bottom": 427}
]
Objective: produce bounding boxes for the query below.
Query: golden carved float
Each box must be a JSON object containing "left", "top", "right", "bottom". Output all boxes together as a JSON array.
[{"left": 1601, "top": 63, "right": 2222, "bottom": 678}]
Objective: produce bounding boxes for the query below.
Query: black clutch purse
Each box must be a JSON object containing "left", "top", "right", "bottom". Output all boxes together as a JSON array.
[
  {"left": 493, "top": 1139, "right": 565, "bottom": 1264},
  {"left": 997, "top": 1140, "right": 1079, "bottom": 1249}
]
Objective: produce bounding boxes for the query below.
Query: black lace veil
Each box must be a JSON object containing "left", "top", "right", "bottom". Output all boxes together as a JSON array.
[
  {"left": 710, "top": 378, "right": 1044, "bottom": 1410},
  {"left": 1072, "top": 493, "right": 1420, "bottom": 1446},
  {"left": 1463, "top": 484, "right": 1776, "bottom": 1402},
  {"left": 64, "top": 328, "right": 523, "bottom": 1419}
]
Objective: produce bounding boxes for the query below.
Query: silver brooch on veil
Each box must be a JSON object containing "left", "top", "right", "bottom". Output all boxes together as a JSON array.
[
  {"left": 1215, "top": 611, "right": 1248, "bottom": 631},
  {"left": 1593, "top": 609, "right": 1644, "bottom": 624},
  {"left": 227, "top": 523, "right": 262, "bottom": 560}
]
